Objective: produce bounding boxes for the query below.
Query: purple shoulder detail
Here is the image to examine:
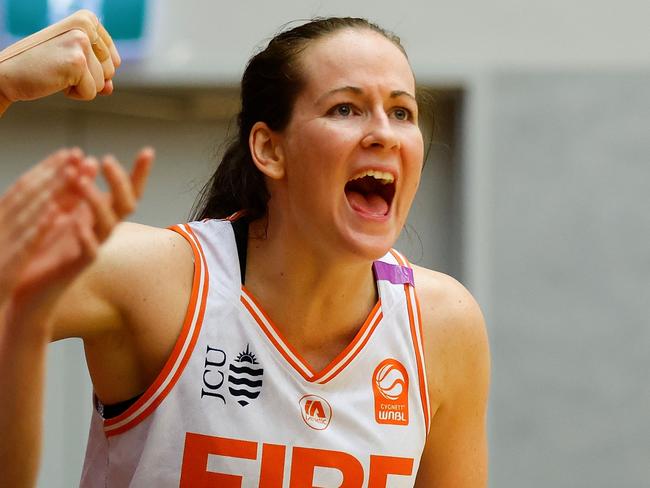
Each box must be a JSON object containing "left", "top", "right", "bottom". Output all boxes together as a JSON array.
[{"left": 372, "top": 261, "right": 415, "bottom": 286}]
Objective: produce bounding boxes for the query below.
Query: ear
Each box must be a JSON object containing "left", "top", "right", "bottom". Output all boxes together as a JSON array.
[{"left": 249, "top": 121, "right": 285, "bottom": 180}]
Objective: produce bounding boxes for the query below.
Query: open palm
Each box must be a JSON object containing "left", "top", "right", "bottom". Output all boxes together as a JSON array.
[{"left": 1, "top": 147, "right": 153, "bottom": 324}]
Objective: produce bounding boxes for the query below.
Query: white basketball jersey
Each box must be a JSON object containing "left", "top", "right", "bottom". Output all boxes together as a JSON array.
[{"left": 80, "top": 219, "right": 430, "bottom": 487}]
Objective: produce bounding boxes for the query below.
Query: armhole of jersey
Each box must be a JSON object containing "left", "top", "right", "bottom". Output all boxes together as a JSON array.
[
  {"left": 102, "top": 224, "right": 209, "bottom": 437},
  {"left": 390, "top": 249, "right": 432, "bottom": 435}
]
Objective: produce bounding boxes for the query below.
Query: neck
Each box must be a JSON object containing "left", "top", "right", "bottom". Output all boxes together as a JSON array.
[{"left": 244, "top": 217, "right": 379, "bottom": 365}]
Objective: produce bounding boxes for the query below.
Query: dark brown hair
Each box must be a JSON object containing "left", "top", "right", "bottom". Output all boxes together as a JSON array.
[{"left": 191, "top": 18, "right": 408, "bottom": 221}]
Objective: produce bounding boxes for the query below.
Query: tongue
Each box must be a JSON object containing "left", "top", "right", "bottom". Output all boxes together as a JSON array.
[{"left": 346, "top": 190, "right": 389, "bottom": 216}]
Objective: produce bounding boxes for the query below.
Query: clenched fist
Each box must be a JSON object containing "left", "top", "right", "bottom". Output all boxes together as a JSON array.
[{"left": 0, "top": 9, "right": 121, "bottom": 115}]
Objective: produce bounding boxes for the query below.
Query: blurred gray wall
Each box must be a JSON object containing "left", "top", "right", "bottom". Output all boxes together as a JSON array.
[
  {"left": 1, "top": 1, "right": 649, "bottom": 486},
  {"left": 488, "top": 72, "right": 650, "bottom": 487}
]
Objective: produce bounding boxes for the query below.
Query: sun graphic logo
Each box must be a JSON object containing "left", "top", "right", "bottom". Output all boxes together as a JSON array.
[
  {"left": 372, "top": 359, "right": 409, "bottom": 425},
  {"left": 227, "top": 344, "right": 264, "bottom": 407},
  {"left": 299, "top": 394, "right": 332, "bottom": 430}
]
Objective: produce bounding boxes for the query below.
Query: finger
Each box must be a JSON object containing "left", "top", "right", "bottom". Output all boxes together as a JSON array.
[
  {"left": 6, "top": 200, "right": 58, "bottom": 288},
  {"left": 65, "top": 37, "right": 104, "bottom": 99},
  {"left": 91, "top": 32, "right": 110, "bottom": 63},
  {"left": 77, "top": 154, "right": 100, "bottom": 179},
  {"left": 15, "top": 200, "right": 58, "bottom": 256},
  {"left": 101, "top": 155, "right": 136, "bottom": 217},
  {"left": 76, "top": 175, "right": 117, "bottom": 242},
  {"left": 85, "top": 39, "right": 106, "bottom": 93},
  {"left": 2, "top": 150, "right": 74, "bottom": 217},
  {"left": 66, "top": 63, "right": 99, "bottom": 100},
  {"left": 97, "top": 22, "right": 121, "bottom": 68},
  {"left": 75, "top": 213, "right": 99, "bottom": 263},
  {"left": 61, "top": 9, "right": 98, "bottom": 39},
  {"left": 91, "top": 35, "right": 115, "bottom": 83},
  {"left": 10, "top": 171, "right": 70, "bottom": 235},
  {"left": 18, "top": 148, "right": 71, "bottom": 187},
  {"left": 51, "top": 147, "right": 84, "bottom": 181},
  {"left": 99, "top": 79, "right": 114, "bottom": 96},
  {"left": 130, "top": 147, "right": 155, "bottom": 199}
]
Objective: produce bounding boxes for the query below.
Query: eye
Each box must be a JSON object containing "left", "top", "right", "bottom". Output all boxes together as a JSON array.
[
  {"left": 329, "top": 103, "right": 355, "bottom": 117},
  {"left": 392, "top": 107, "right": 412, "bottom": 121}
]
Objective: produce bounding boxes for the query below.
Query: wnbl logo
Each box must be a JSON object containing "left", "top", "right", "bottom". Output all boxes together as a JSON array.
[
  {"left": 201, "top": 344, "right": 263, "bottom": 406},
  {"left": 372, "top": 358, "right": 409, "bottom": 425}
]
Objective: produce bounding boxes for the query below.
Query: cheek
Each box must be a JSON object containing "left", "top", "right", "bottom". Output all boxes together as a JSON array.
[
  {"left": 402, "top": 132, "right": 425, "bottom": 191},
  {"left": 287, "top": 121, "right": 357, "bottom": 180}
]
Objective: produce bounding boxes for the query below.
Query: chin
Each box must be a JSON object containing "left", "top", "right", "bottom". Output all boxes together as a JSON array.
[{"left": 338, "top": 227, "right": 400, "bottom": 262}]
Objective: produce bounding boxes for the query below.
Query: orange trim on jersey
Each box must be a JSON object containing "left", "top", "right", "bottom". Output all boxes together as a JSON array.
[
  {"left": 240, "top": 288, "right": 315, "bottom": 380},
  {"left": 389, "top": 248, "right": 408, "bottom": 267},
  {"left": 405, "top": 285, "right": 431, "bottom": 434},
  {"left": 241, "top": 287, "right": 384, "bottom": 385},
  {"left": 411, "top": 287, "right": 431, "bottom": 433},
  {"left": 103, "top": 224, "right": 209, "bottom": 437},
  {"left": 314, "top": 302, "right": 382, "bottom": 384},
  {"left": 390, "top": 248, "right": 431, "bottom": 434}
]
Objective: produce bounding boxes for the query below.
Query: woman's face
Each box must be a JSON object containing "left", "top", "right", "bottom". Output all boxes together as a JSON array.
[{"left": 273, "top": 28, "right": 424, "bottom": 260}]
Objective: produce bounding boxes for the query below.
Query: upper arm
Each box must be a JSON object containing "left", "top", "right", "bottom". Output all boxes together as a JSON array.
[
  {"left": 50, "top": 222, "right": 192, "bottom": 342},
  {"left": 413, "top": 268, "right": 491, "bottom": 488},
  {"left": 49, "top": 222, "right": 195, "bottom": 402},
  {"left": 50, "top": 223, "right": 132, "bottom": 342}
]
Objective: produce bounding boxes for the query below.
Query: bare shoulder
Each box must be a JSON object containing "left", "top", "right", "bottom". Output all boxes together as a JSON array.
[
  {"left": 94, "top": 222, "right": 195, "bottom": 318},
  {"left": 55, "top": 221, "right": 194, "bottom": 341},
  {"left": 411, "top": 265, "right": 490, "bottom": 400},
  {"left": 412, "top": 265, "right": 487, "bottom": 346},
  {"left": 97, "top": 221, "right": 193, "bottom": 277}
]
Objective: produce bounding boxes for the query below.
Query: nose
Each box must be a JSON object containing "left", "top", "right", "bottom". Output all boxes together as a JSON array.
[{"left": 361, "top": 111, "right": 400, "bottom": 151}]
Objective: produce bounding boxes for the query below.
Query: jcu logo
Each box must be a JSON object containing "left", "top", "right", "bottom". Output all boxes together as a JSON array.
[
  {"left": 201, "top": 344, "right": 264, "bottom": 407},
  {"left": 1, "top": 0, "right": 147, "bottom": 42}
]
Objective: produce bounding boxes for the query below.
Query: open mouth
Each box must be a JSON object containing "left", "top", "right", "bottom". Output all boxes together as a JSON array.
[{"left": 344, "top": 170, "right": 396, "bottom": 217}]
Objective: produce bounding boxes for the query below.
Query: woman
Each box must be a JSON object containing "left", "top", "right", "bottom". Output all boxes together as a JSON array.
[{"left": 9, "top": 17, "right": 489, "bottom": 487}]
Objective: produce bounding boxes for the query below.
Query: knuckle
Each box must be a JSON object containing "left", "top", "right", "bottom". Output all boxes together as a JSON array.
[
  {"left": 76, "top": 10, "right": 98, "bottom": 29},
  {"left": 68, "top": 49, "right": 89, "bottom": 70},
  {"left": 104, "top": 62, "right": 116, "bottom": 79},
  {"left": 67, "top": 28, "right": 90, "bottom": 47}
]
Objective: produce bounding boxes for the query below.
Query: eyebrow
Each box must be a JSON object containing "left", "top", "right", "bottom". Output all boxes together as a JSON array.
[
  {"left": 316, "top": 86, "right": 416, "bottom": 105},
  {"left": 389, "top": 90, "right": 417, "bottom": 102}
]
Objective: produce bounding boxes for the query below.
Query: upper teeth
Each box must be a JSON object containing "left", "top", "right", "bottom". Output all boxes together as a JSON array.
[{"left": 350, "top": 170, "right": 394, "bottom": 184}]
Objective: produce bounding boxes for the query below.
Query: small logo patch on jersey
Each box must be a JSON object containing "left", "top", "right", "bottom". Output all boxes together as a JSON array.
[
  {"left": 228, "top": 344, "right": 264, "bottom": 406},
  {"left": 372, "top": 359, "right": 409, "bottom": 425},
  {"left": 299, "top": 394, "right": 332, "bottom": 430}
]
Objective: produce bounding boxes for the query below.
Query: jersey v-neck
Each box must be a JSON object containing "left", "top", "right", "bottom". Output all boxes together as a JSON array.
[
  {"left": 240, "top": 286, "right": 383, "bottom": 384},
  {"left": 232, "top": 217, "right": 385, "bottom": 383}
]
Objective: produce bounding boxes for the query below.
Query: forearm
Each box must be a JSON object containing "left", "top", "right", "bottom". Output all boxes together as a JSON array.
[{"left": 0, "top": 305, "right": 51, "bottom": 488}]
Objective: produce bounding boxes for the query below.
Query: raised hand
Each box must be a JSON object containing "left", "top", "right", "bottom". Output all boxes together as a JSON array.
[
  {"left": 1, "top": 147, "right": 154, "bottom": 327},
  {"left": 0, "top": 10, "right": 121, "bottom": 115},
  {"left": 0, "top": 149, "right": 77, "bottom": 306}
]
